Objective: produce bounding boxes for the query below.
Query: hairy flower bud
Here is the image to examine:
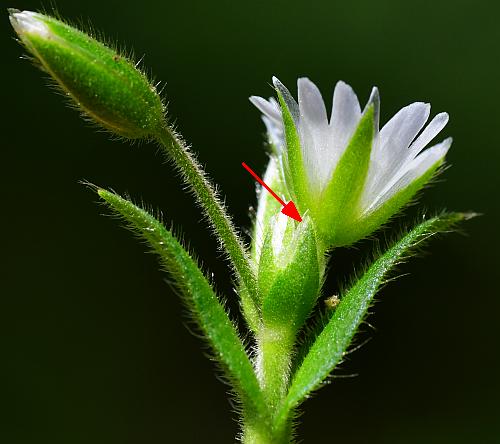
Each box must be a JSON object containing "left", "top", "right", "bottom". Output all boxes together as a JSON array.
[
  {"left": 258, "top": 215, "right": 321, "bottom": 336},
  {"left": 9, "top": 10, "right": 164, "bottom": 139}
]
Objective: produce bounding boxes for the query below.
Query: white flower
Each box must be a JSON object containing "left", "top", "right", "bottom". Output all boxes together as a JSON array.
[
  {"left": 251, "top": 77, "right": 451, "bottom": 217},
  {"left": 250, "top": 77, "right": 451, "bottom": 247}
]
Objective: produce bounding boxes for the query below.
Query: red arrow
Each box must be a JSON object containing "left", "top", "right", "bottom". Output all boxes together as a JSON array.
[{"left": 242, "top": 162, "right": 302, "bottom": 222}]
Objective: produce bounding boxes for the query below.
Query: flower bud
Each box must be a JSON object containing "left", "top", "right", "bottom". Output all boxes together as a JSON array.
[
  {"left": 258, "top": 214, "right": 321, "bottom": 336},
  {"left": 9, "top": 10, "right": 164, "bottom": 139},
  {"left": 251, "top": 156, "right": 290, "bottom": 265}
]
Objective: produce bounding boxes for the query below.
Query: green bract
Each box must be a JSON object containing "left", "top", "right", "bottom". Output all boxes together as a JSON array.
[{"left": 9, "top": 10, "right": 164, "bottom": 138}]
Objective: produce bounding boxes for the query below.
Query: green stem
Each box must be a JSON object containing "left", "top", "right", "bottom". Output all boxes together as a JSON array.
[
  {"left": 154, "top": 124, "right": 260, "bottom": 315},
  {"left": 256, "top": 327, "right": 293, "bottom": 410},
  {"left": 242, "top": 420, "right": 292, "bottom": 444},
  {"left": 242, "top": 327, "right": 294, "bottom": 443}
]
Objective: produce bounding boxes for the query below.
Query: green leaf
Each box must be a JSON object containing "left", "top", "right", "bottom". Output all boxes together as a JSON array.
[
  {"left": 314, "top": 105, "right": 374, "bottom": 247},
  {"left": 275, "top": 212, "right": 471, "bottom": 428},
  {"left": 96, "top": 188, "right": 267, "bottom": 419}
]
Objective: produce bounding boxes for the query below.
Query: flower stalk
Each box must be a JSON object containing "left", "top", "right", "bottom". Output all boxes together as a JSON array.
[{"left": 153, "top": 124, "right": 260, "bottom": 315}]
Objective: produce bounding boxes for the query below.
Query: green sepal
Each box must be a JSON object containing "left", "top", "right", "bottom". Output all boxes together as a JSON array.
[
  {"left": 258, "top": 216, "right": 321, "bottom": 336},
  {"left": 96, "top": 188, "right": 268, "bottom": 420},
  {"left": 274, "top": 82, "right": 310, "bottom": 214},
  {"left": 274, "top": 212, "right": 471, "bottom": 429},
  {"left": 314, "top": 105, "right": 375, "bottom": 247},
  {"left": 341, "top": 159, "right": 445, "bottom": 246},
  {"left": 10, "top": 11, "right": 164, "bottom": 139}
]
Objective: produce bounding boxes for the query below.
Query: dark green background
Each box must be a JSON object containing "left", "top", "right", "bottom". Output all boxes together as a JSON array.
[{"left": 1, "top": 0, "right": 498, "bottom": 442}]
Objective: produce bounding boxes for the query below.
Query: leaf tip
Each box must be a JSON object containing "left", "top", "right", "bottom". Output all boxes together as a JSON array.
[{"left": 460, "top": 211, "right": 481, "bottom": 221}]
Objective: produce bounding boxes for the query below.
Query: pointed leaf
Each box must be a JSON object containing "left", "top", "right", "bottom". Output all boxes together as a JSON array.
[
  {"left": 96, "top": 189, "right": 267, "bottom": 417},
  {"left": 275, "top": 212, "right": 471, "bottom": 428}
]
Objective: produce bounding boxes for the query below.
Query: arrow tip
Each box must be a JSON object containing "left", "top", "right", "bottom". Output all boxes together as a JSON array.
[{"left": 281, "top": 201, "right": 302, "bottom": 222}]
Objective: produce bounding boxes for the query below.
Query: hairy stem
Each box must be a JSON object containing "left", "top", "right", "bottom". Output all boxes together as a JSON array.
[
  {"left": 256, "top": 327, "right": 293, "bottom": 410},
  {"left": 241, "top": 327, "right": 294, "bottom": 443},
  {"left": 154, "top": 123, "right": 260, "bottom": 318},
  {"left": 242, "top": 420, "right": 292, "bottom": 444}
]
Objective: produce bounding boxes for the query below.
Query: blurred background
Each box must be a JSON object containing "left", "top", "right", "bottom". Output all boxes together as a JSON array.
[{"left": 1, "top": 0, "right": 498, "bottom": 442}]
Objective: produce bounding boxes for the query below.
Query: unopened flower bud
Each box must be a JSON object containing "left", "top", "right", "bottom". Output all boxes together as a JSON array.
[
  {"left": 9, "top": 10, "right": 165, "bottom": 139},
  {"left": 258, "top": 214, "right": 321, "bottom": 336}
]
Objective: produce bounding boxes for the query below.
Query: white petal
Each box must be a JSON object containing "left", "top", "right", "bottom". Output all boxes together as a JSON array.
[
  {"left": 408, "top": 112, "right": 449, "bottom": 158},
  {"left": 262, "top": 116, "right": 284, "bottom": 150},
  {"left": 365, "top": 102, "right": 431, "bottom": 201},
  {"left": 378, "top": 102, "right": 431, "bottom": 164},
  {"left": 298, "top": 77, "right": 328, "bottom": 127},
  {"left": 268, "top": 97, "right": 281, "bottom": 112},
  {"left": 298, "top": 118, "right": 325, "bottom": 191},
  {"left": 319, "top": 81, "right": 363, "bottom": 187},
  {"left": 250, "top": 96, "right": 284, "bottom": 150},
  {"left": 249, "top": 96, "right": 281, "bottom": 125},
  {"left": 366, "top": 137, "right": 452, "bottom": 213},
  {"left": 296, "top": 78, "right": 331, "bottom": 191},
  {"left": 329, "top": 81, "right": 362, "bottom": 148}
]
